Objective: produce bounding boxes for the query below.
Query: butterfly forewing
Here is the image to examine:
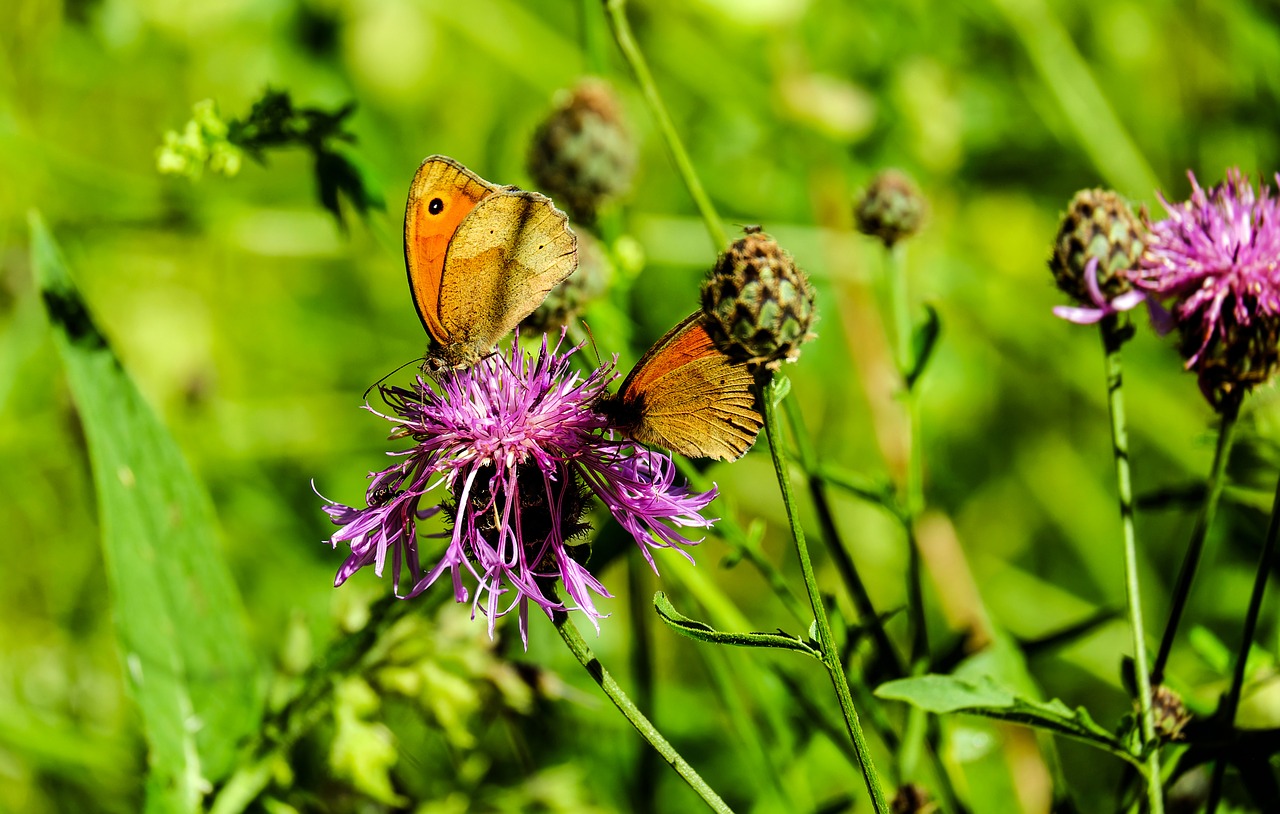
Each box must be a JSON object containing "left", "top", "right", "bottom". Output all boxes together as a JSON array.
[
  {"left": 612, "top": 313, "right": 763, "bottom": 461},
  {"left": 435, "top": 190, "right": 578, "bottom": 365},
  {"left": 403, "top": 155, "right": 499, "bottom": 348}
]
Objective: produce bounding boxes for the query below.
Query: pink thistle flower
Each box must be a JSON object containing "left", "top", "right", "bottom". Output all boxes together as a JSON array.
[
  {"left": 1134, "top": 169, "right": 1280, "bottom": 405},
  {"left": 318, "top": 337, "right": 717, "bottom": 646}
]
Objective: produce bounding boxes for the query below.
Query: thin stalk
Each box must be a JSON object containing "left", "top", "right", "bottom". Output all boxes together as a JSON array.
[
  {"left": 552, "top": 606, "right": 735, "bottom": 814},
  {"left": 762, "top": 380, "right": 889, "bottom": 813},
  {"left": 602, "top": 0, "right": 728, "bottom": 251},
  {"left": 1205, "top": 469, "right": 1280, "bottom": 812},
  {"left": 1151, "top": 402, "right": 1241, "bottom": 686},
  {"left": 884, "top": 243, "right": 927, "bottom": 666},
  {"left": 1100, "top": 316, "right": 1163, "bottom": 814},
  {"left": 627, "top": 559, "right": 658, "bottom": 814},
  {"left": 781, "top": 395, "right": 904, "bottom": 677}
]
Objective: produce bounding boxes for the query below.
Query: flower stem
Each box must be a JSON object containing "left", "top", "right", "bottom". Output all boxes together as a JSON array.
[
  {"left": 762, "top": 378, "right": 890, "bottom": 813},
  {"left": 627, "top": 559, "right": 659, "bottom": 814},
  {"left": 1099, "top": 316, "right": 1163, "bottom": 814},
  {"left": 781, "top": 395, "right": 904, "bottom": 677},
  {"left": 884, "top": 243, "right": 927, "bottom": 667},
  {"left": 1205, "top": 468, "right": 1280, "bottom": 812},
  {"left": 1150, "top": 401, "right": 1240, "bottom": 686},
  {"left": 552, "top": 606, "right": 736, "bottom": 814},
  {"left": 602, "top": 0, "right": 729, "bottom": 252}
]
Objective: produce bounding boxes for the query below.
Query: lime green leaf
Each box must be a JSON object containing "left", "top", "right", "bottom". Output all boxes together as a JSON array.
[
  {"left": 875, "top": 673, "right": 1139, "bottom": 767},
  {"left": 30, "top": 212, "right": 261, "bottom": 813},
  {"left": 330, "top": 678, "right": 405, "bottom": 806},
  {"left": 653, "top": 592, "right": 821, "bottom": 657}
]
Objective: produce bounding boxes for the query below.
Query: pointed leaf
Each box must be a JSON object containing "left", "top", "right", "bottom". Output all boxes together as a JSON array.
[
  {"left": 905, "top": 303, "right": 940, "bottom": 389},
  {"left": 654, "top": 593, "right": 820, "bottom": 657},
  {"left": 31, "top": 212, "right": 262, "bottom": 813},
  {"left": 875, "top": 673, "right": 1138, "bottom": 767}
]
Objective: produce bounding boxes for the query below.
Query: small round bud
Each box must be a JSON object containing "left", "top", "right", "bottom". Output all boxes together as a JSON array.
[
  {"left": 522, "top": 231, "right": 614, "bottom": 336},
  {"left": 527, "top": 79, "right": 636, "bottom": 224},
  {"left": 854, "top": 169, "right": 927, "bottom": 248},
  {"left": 1049, "top": 189, "right": 1144, "bottom": 305},
  {"left": 700, "top": 228, "right": 816, "bottom": 369}
]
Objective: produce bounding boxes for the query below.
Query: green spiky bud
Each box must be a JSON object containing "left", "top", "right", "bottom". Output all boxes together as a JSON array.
[
  {"left": 700, "top": 228, "right": 816, "bottom": 369},
  {"left": 1048, "top": 189, "right": 1144, "bottom": 304},
  {"left": 527, "top": 79, "right": 635, "bottom": 224}
]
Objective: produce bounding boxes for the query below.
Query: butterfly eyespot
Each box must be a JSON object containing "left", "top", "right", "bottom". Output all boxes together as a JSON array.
[{"left": 428, "top": 197, "right": 445, "bottom": 215}]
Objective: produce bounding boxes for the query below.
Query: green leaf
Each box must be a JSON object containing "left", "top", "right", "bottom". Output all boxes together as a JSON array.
[
  {"left": 905, "top": 303, "right": 940, "bottom": 389},
  {"left": 653, "top": 592, "right": 821, "bottom": 657},
  {"left": 30, "top": 212, "right": 262, "bottom": 813},
  {"left": 875, "top": 673, "right": 1139, "bottom": 767}
]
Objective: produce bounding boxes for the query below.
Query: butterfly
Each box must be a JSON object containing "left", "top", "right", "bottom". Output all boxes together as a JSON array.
[
  {"left": 404, "top": 155, "right": 579, "bottom": 369},
  {"left": 598, "top": 312, "right": 763, "bottom": 461}
]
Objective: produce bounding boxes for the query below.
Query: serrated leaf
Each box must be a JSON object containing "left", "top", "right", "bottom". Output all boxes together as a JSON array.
[
  {"left": 875, "top": 673, "right": 1139, "bottom": 767},
  {"left": 653, "top": 592, "right": 820, "bottom": 657},
  {"left": 31, "top": 212, "right": 261, "bottom": 813},
  {"left": 905, "top": 303, "right": 940, "bottom": 389}
]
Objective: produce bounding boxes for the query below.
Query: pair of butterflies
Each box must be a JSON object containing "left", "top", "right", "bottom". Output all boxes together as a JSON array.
[{"left": 404, "top": 155, "right": 762, "bottom": 461}]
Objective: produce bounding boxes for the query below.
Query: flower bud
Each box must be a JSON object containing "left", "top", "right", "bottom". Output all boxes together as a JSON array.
[
  {"left": 1151, "top": 685, "right": 1192, "bottom": 742},
  {"left": 1049, "top": 189, "right": 1143, "bottom": 305},
  {"left": 854, "top": 169, "right": 926, "bottom": 248},
  {"left": 700, "top": 228, "right": 816, "bottom": 370},
  {"left": 527, "top": 79, "right": 635, "bottom": 224}
]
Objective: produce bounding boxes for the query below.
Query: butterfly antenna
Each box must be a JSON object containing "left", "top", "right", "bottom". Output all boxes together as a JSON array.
[
  {"left": 578, "top": 320, "right": 604, "bottom": 369},
  {"left": 363, "top": 357, "right": 424, "bottom": 401}
]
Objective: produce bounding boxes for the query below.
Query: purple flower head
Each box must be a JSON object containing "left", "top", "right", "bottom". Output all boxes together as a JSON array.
[
  {"left": 1135, "top": 169, "right": 1280, "bottom": 405},
  {"left": 318, "top": 336, "right": 718, "bottom": 646}
]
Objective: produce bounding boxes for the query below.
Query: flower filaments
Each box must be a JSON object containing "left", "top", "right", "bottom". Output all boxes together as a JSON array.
[
  {"left": 320, "top": 338, "right": 717, "bottom": 645},
  {"left": 1134, "top": 169, "right": 1280, "bottom": 407}
]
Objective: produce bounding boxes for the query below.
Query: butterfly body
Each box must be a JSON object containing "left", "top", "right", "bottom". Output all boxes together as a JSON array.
[
  {"left": 404, "top": 155, "right": 578, "bottom": 369},
  {"left": 600, "top": 312, "right": 763, "bottom": 461}
]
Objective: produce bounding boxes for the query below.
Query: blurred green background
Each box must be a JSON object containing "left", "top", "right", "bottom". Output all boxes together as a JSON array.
[{"left": 6, "top": 0, "right": 1280, "bottom": 811}]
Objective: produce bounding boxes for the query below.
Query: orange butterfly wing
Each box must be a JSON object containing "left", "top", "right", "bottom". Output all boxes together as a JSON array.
[
  {"left": 403, "top": 155, "right": 499, "bottom": 349},
  {"left": 606, "top": 312, "right": 762, "bottom": 461}
]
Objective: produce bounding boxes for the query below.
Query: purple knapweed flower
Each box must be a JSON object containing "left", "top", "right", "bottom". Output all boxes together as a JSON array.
[
  {"left": 318, "top": 337, "right": 717, "bottom": 646},
  {"left": 1134, "top": 169, "right": 1280, "bottom": 404}
]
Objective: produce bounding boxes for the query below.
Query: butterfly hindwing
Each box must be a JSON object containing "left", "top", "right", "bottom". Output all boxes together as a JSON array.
[
  {"left": 436, "top": 190, "right": 578, "bottom": 364},
  {"left": 610, "top": 313, "right": 762, "bottom": 461}
]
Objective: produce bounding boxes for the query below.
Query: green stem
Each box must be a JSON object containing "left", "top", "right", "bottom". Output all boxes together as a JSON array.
[
  {"left": 885, "top": 243, "right": 927, "bottom": 666},
  {"left": 763, "top": 379, "right": 890, "bottom": 813},
  {"left": 1151, "top": 400, "right": 1241, "bottom": 686},
  {"left": 602, "top": 0, "right": 728, "bottom": 252},
  {"left": 781, "top": 396, "right": 905, "bottom": 677},
  {"left": 1099, "top": 317, "right": 1163, "bottom": 814},
  {"left": 553, "top": 606, "right": 735, "bottom": 814},
  {"left": 1205, "top": 468, "right": 1280, "bottom": 812},
  {"left": 627, "top": 559, "right": 659, "bottom": 814}
]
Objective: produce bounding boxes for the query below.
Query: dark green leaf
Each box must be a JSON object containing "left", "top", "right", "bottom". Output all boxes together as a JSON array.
[
  {"left": 905, "top": 303, "right": 940, "bottom": 389},
  {"left": 653, "top": 592, "right": 821, "bottom": 657},
  {"left": 875, "top": 673, "right": 1138, "bottom": 767},
  {"left": 31, "top": 212, "right": 262, "bottom": 814}
]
